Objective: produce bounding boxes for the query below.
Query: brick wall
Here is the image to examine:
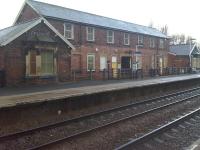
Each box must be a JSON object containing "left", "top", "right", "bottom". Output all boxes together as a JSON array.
[
  {"left": 10, "top": 4, "right": 171, "bottom": 83},
  {"left": 15, "top": 4, "right": 40, "bottom": 24},
  {"left": 168, "top": 53, "right": 190, "bottom": 68},
  {"left": 47, "top": 18, "right": 169, "bottom": 51},
  {"left": 4, "top": 43, "right": 25, "bottom": 85},
  {"left": 15, "top": 2, "right": 169, "bottom": 52},
  {"left": 71, "top": 45, "right": 164, "bottom": 70},
  {"left": 0, "top": 48, "right": 4, "bottom": 70},
  {"left": 57, "top": 47, "right": 71, "bottom": 81},
  {"left": 1, "top": 22, "right": 72, "bottom": 86}
]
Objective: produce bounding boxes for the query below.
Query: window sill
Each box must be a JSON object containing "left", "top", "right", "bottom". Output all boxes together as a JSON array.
[
  {"left": 65, "top": 37, "right": 74, "bottom": 40},
  {"left": 107, "top": 42, "right": 114, "bottom": 45},
  {"left": 87, "top": 40, "right": 95, "bottom": 42},
  {"left": 25, "top": 75, "right": 56, "bottom": 79}
]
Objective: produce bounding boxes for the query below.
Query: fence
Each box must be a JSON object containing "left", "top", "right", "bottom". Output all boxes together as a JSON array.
[{"left": 71, "top": 67, "right": 193, "bottom": 81}]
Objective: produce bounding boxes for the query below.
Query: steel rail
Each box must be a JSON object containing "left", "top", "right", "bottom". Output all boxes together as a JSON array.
[
  {"left": 0, "top": 87, "right": 198, "bottom": 142},
  {"left": 115, "top": 107, "right": 200, "bottom": 150},
  {"left": 29, "top": 93, "right": 200, "bottom": 149}
]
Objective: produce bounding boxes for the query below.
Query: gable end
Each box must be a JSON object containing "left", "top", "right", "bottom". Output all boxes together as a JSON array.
[{"left": 14, "top": 3, "right": 40, "bottom": 25}]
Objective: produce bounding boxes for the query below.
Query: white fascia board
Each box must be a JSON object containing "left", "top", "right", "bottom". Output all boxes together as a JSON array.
[
  {"left": 13, "top": 0, "right": 27, "bottom": 25},
  {"left": 43, "top": 18, "right": 75, "bottom": 50},
  {"left": 13, "top": 0, "right": 42, "bottom": 25},
  {"left": 26, "top": 0, "right": 42, "bottom": 17},
  {"left": 1, "top": 18, "right": 42, "bottom": 46},
  {"left": 189, "top": 43, "right": 197, "bottom": 56},
  {"left": 168, "top": 52, "right": 176, "bottom": 56}
]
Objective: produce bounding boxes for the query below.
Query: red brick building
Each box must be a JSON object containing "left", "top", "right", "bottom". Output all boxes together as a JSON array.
[
  {"left": 169, "top": 44, "right": 200, "bottom": 71},
  {"left": 0, "top": 18, "right": 74, "bottom": 85},
  {"left": 0, "top": 0, "right": 170, "bottom": 86}
]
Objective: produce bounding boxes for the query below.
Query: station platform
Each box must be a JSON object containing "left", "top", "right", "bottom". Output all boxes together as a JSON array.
[{"left": 0, "top": 74, "right": 200, "bottom": 109}]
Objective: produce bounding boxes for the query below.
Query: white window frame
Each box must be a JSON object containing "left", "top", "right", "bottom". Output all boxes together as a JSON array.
[
  {"left": 100, "top": 56, "right": 107, "bottom": 71},
  {"left": 87, "top": 54, "right": 95, "bottom": 71},
  {"left": 138, "top": 35, "right": 144, "bottom": 45},
  {"left": 124, "top": 33, "right": 130, "bottom": 45},
  {"left": 107, "top": 30, "right": 114, "bottom": 44},
  {"left": 86, "top": 27, "right": 95, "bottom": 41},
  {"left": 64, "top": 23, "right": 74, "bottom": 39},
  {"left": 150, "top": 37, "right": 155, "bottom": 48},
  {"left": 159, "top": 39, "right": 164, "bottom": 49}
]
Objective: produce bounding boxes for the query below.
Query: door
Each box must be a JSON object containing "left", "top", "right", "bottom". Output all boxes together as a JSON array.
[
  {"left": 159, "top": 57, "right": 163, "bottom": 75},
  {"left": 121, "top": 56, "right": 131, "bottom": 69},
  {"left": 112, "top": 56, "right": 117, "bottom": 78}
]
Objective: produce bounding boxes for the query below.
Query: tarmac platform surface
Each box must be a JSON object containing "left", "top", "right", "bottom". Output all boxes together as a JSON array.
[{"left": 0, "top": 74, "right": 200, "bottom": 109}]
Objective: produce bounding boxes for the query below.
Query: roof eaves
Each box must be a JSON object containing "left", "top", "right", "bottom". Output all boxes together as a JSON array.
[
  {"left": 13, "top": 0, "right": 27, "bottom": 25},
  {"left": 42, "top": 18, "right": 75, "bottom": 50},
  {"left": 26, "top": 0, "right": 42, "bottom": 16},
  {"left": 189, "top": 43, "right": 197, "bottom": 56},
  {"left": 168, "top": 52, "right": 176, "bottom": 56},
  {"left": 28, "top": 0, "right": 167, "bottom": 39},
  {"left": 1, "top": 18, "right": 43, "bottom": 46},
  {"left": 13, "top": 0, "right": 42, "bottom": 25},
  {"left": 43, "top": 15, "right": 168, "bottom": 39}
]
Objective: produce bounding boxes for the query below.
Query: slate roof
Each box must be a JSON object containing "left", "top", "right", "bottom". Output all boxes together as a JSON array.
[
  {"left": 0, "top": 18, "right": 40, "bottom": 46},
  {"left": 27, "top": 0, "right": 168, "bottom": 38},
  {"left": 0, "top": 17, "right": 74, "bottom": 49},
  {"left": 169, "top": 44, "right": 197, "bottom": 56}
]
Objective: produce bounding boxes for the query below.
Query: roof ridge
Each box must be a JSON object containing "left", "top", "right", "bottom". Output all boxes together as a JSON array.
[{"left": 28, "top": 0, "right": 159, "bottom": 32}]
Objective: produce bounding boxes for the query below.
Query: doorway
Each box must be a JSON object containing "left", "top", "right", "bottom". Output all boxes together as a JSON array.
[{"left": 121, "top": 56, "right": 131, "bottom": 69}]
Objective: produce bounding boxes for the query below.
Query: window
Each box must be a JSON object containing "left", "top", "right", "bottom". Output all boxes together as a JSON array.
[
  {"left": 64, "top": 23, "right": 74, "bottom": 39},
  {"left": 87, "top": 54, "right": 95, "bottom": 71},
  {"left": 138, "top": 35, "right": 144, "bottom": 45},
  {"left": 41, "top": 51, "right": 54, "bottom": 75},
  {"left": 107, "top": 30, "right": 114, "bottom": 43},
  {"left": 100, "top": 56, "right": 107, "bottom": 70},
  {"left": 150, "top": 38, "right": 155, "bottom": 48},
  {"left": 87, "top": 27, "right": 95, "bottom": 41},
  {"left": 29, "top": 51, "right": 36, "bottom": 75},
  {"left": 136, "top": 55, "right": 142, "bottom": 69},
  {"left": 26, "top": 50, "right": 54, "bottom": 76},
  {"left": 124, "top": 33, "right": 130, "bottom": 45},
  {"left": 159, "top": 39, "right": 164, "bottom": 49},
  {"left": 151, "top": 56, "right": 155, "bottom": 69}
]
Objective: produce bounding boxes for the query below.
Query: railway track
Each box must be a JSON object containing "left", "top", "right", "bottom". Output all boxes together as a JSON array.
[
  {"left": 116, "top": 107, "right": 200, "bottom": 150},
  {"left": 1, "top": 87, "right": 200, "bottom": 150}
]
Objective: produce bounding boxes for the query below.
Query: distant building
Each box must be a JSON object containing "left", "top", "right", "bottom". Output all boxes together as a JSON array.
[
  {"left": 0, "top": 0, "right": 169, "bottom": 85},
  {"left": 169, "top": 44, "right": 200, "bottom": 70}
]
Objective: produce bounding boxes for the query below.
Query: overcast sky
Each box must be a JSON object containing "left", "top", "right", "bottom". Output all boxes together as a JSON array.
[{"left": 0, "top": 0, "right": 200, "bottom": 42}]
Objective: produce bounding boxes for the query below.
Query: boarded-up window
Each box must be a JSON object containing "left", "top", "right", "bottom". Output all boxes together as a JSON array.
[
  {"left": 100, "top": 56, "right": 107, "bottom": 70},
  {"left": 41, "top": 51, "right": 54, "bottom": 75},
  {"left": 30, "top": 51, "right": 36, "bottom": 75},
  {"left": 26, "top": 50, "right": 54, "bottom": 76},
  {"left": 136, "top": 55, "right": 142, "bottom": 69}
]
